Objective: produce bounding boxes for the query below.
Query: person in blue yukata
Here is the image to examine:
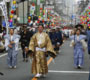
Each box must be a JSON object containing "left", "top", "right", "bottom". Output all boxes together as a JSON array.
[
  {"left": 4, "top": 28, "right": 20, "bottom": 69},
  {"left": 70, "top": 29, "right": 87, "bottom": 69}
]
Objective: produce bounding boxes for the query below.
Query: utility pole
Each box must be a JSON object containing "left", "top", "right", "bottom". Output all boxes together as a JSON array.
[
  {"left": 27, "top": 0, "right": 29, "bottom": 25},
  {"left": 23, "top": 1, "right": 24, "bottom": 27}
]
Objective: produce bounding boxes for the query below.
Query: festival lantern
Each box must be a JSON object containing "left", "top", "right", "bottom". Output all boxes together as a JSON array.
[
  {"left": 42, "top": 19, "right": 44, "bottom": 23},
  {"left": 40, "top": 8, "right": 43, "bottom": 10},
  {"left": 11, "top": 10, "right": 15, "bottom": 14},
  {"left": 87, "top": 17, "right": 89, "bottom": 19},
  {"left": 88, "top": 18, "right": 90, "bottom": 21},
  {"left": 10, "top": 15, "right": 13, "bottom": 18},
  {"left": 13, "top": 0, "right": 16, "bottom": 4},
  {"left": 88, "top": 24, "right": 90, "bottom": 26},
  {"left": 28, "top": 16, "right": 31, "bottom": 20},
  {"left": 87, "top": 19, "right": 89, "bottom": 22},
  {"left": 9, "top": 0, "right": 17, "bottom": 27},
  {"left": 37, "top": 20, "right": 40, "bottom": 23},
  {"left": 9, "top": 19, "right": 13, "bottom": 22},
  {"left": 28, "top": 20, "right": 31, "bottom": 23},
  {"left": 39, "top": 16, "right": 41, "bottom": 18},
  {"left": 89, "top": 6, "right": 90, "bottom": 9},
  {"left": 32, "top": 3, "right": 35, "bottom": 6},
  {"left": 86, "top": 9, "right": 89, "bottom": 12},
  {"left": 89, "top": 26, "right": 90, "bottom": 29},
  {"left": 12, "top": 5, "right": 16, "bottom": 10},
  {"left": 89, "top": 12, "right": 90, "bottom": 15}
]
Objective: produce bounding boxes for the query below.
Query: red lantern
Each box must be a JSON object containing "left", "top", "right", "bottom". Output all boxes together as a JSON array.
[
  {"left": 42, "top": 20, "right": 44, "bottom": 23},
  {"left": 40, "top": 8, "right": 43, "bottom": 10},
  {"left": 87, "top": 19, "right": 89, "bottom": 22},
  {"left": 32, "top": 3, "right": 35, "bottom": 6},
  {"left": 43, "top": 13, "right": 45, "bottom": 15},
  {"left": 28, "top": 20, "right": 31, "bottom": 23},
  {"left": 11, "top": 10, "right": 14, "bottom": 14},
  {"left": 85, "top": 22, "right": 87, "bottom": 24},
  {"left": 89, "top": 12, "right": 90, "bottom": 15},
  {"left": 37, "top": 20, "right": 40, "bottom": 23}
]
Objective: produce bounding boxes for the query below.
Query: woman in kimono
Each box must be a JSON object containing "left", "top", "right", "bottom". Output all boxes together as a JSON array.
[
  {"left": 4, "top": 28, "right": 20, "bottom": 69},
  {"left": 28, "top": 24, "right": 56, "bottom": 78},
  {"left": 70, "top": 29, "right": 87, "bottom": 69}
]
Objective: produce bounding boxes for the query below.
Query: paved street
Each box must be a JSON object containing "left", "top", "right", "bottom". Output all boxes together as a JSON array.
[{"left": 0, "top": 40, "right": 90, "bottom": 80}]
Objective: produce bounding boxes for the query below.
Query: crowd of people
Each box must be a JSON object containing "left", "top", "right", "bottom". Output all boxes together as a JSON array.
[
  {"left": 0, "top": 24, "right": 65, "bottom": 77},
  {"left": 0, "top": 23, "right": 90, "bottom": 78}
]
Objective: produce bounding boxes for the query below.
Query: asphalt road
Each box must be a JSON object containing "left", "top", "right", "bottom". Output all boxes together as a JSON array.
[{"left": 0, "top": 40, "right": 90, "bottom": 80}]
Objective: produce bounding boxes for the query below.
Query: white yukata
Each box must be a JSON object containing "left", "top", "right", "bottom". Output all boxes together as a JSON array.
[{"left": 4, "top": 34, "right": 20, "bottom": 67}]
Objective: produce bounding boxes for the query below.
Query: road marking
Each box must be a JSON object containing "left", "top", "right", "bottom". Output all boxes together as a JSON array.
[
  {"left": 49, "top": 70, "right": 89, "bottom": 74},
  {"left": 0, "top": 48, "right": 21, "bottom": 58},
  {"left": 0, "top": 53, "right": 7, "bottom": 58}
]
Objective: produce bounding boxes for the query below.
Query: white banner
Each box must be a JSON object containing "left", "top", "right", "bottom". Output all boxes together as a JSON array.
[{"left": 0, "top": 1, "right": 9, "bottom": 34}]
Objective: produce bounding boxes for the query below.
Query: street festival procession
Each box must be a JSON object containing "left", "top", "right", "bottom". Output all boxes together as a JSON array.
[{"left": 1, "top": 0, "right": 90, "bottom": 80}]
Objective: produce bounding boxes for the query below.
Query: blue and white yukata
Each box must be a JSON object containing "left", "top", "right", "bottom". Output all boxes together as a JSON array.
[
  {"left": 70, "top": 35, "right": 86, "bottom": 67},
  {"left": 4, "top": 34, "right": 20, "bottom": 67}
]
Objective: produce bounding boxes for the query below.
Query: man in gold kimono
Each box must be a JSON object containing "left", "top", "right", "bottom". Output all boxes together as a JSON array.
[{"left": 28, "top": 24, "right": 56, "bottom": 78}]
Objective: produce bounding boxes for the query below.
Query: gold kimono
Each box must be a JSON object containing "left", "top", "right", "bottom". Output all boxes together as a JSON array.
[{"left": 29, "top": 32, "right": 56, "bottom": 75}]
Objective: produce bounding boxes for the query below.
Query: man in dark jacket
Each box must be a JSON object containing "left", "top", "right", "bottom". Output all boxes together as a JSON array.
[
  {"left": 49, "top": 28, "right": 57, "bottom": 52},
  {"left": 20, "top": 28, "right": 33, "bottom": 62},
  {"left": 55, "top": 27, "right": 63, "bottom": 52}
]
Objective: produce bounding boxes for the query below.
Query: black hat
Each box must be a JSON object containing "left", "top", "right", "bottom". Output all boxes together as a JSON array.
[{"left": 75, "top": 24, "right": 83, "bottom": 29}]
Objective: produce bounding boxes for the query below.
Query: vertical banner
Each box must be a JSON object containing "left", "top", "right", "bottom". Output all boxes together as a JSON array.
[{"left": 0, "top": 1, "right": 9, "bottom": 34}]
